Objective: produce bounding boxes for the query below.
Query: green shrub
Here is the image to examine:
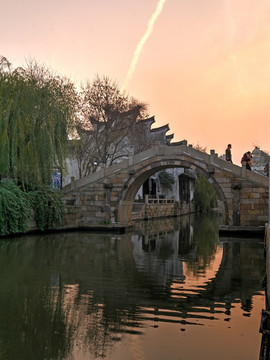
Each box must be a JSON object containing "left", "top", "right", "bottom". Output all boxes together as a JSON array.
[
  {"left": 0, "top": 180, "right": 31, "bottom": 235},
  {"left": 0, "top": 181, "right": 65, "bottom": 236},
  {"left": 193, "top": 174, "right": 217, "bottom": 212},
  {"left": 29, "top": 186, "right": 65, "bottom": 231},
  {"left": 158, "top": 170, "right": 175, "bottom": 191}
]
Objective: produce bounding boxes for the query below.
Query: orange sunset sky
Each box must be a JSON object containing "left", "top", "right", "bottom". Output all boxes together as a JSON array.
[{"left": 1, "top": 0, "right": 270, "bottom": 165}]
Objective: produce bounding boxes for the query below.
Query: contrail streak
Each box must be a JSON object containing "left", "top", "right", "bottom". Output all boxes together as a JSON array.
[{"left": 122, "top": 0, "right": 167, "bottom": 91}]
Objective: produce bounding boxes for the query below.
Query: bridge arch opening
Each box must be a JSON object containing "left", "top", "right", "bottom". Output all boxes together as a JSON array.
[{"left": 118, "top": 159, "right": 229, "bottom": 224}]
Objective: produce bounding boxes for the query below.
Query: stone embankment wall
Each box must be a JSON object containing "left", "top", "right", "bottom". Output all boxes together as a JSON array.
[
  {"left": 64, "top": 181, "right": 112, "bottom": 228},
  {"left": 132, "top": 201, "right": 195, "bottom": 221},
  {"left": 63, "top": 193, "right": 194, "bottom": 228},
  {"left": 238, "top": 183, "right": 268, "bottom": 227}
]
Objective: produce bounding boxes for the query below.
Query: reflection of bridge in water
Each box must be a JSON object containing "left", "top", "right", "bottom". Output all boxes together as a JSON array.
[
  {"left": 41, "top": 217, "right": 265, "bottom": 355},
  {"left": 128, "top": 217, "right": 264, "bottom": 327},
  {"left": 0, "top": 217, "right": 265, "bottom": 359}
]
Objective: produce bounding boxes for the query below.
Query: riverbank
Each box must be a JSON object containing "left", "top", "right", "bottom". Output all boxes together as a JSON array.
[{"left": 2, "top": 224, "right": 266, "bottom": 240}]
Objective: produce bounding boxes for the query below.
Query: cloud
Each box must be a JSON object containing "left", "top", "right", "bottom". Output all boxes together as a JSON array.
[{"left": 121, "top": 0, "right": 167, "bottom": 91}]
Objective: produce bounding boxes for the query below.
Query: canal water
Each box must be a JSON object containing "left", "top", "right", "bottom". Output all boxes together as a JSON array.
[{"left": 0, "top": 215, "right": 265, "bottom": 360}]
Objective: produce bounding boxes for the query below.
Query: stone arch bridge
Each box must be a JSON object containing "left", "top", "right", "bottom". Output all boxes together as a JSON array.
[{"left": 63, "top": 143, "right": 269, "bottom": 229}]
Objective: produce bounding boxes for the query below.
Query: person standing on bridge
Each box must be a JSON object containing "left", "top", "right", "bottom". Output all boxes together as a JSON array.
[
  {"left": 241, "top": 151, "right": 253, "bottom": 170},
  {"left": 225, "top": 144, "right": 232, "bottom": 163}
]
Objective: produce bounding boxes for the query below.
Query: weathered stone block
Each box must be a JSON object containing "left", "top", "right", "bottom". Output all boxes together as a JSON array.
[
  {"left": 247, "top": 193, "right": 261, "bottom": 199},
  {"left": 240, "top": 204, "right": 252, "bottom": 211}
]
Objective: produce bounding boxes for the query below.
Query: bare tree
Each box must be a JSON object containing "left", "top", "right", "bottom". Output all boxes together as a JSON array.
[
  {"left": 193, "top": 143, "right": 207, "bottom": 153},
  {"left": 75, "top": 75, "right": 149, "bottom": 177}
]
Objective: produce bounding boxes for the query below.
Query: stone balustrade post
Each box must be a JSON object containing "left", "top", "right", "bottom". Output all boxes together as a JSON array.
[{"left": 210, "top": 149, "right": 217, "bottom": 163}]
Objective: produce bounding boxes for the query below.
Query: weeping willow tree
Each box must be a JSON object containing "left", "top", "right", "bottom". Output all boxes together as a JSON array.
[
  {"left": 0, "top": 180, "right": 31, "bottom": 235},
  {"left": 0, "top": 56, "right": 78, "bottom": 187},
  {"left": 193, "top": 173, "right": 218, "bottom": 212}
]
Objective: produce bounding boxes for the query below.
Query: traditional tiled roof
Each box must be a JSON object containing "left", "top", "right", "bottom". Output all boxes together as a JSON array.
[
  {"left": 138, "top": 116, "right": 155, "bottom": 125},
  {"left": 169, "top": 140, "right": 188, "bottom": 146},
  {"left": 150, "top": 124, "right": 170, "bottom": 133}
]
